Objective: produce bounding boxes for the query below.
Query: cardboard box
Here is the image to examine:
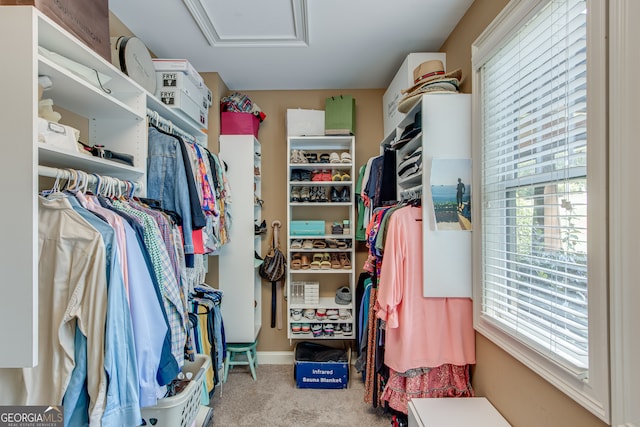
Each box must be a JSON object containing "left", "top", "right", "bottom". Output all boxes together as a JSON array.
[
  {"left": 220, "top": 112, "right": 260, "bottom": 139},
  {"left": 156, "top": 71, "right": 210, "bottom": 111},
  {"left": 383, "top": 53, "right": 446, "bottom": 136},
  {"left": 287, "top": 109, "right": 325, "bottom": 136},
  {"left": 290, "top": 220, "right": 325, "bottom": 236},
  {"left": 156, "top": 88, "right": 208, "bottom": 130},
  {"left": 294, "top": 342, "right": 349, "bottom": 389},
  {"left": 1, "top": 0, "right": 110, "bottom": 61}
]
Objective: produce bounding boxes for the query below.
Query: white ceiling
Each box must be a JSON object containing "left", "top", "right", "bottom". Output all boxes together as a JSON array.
[{"left": 109, "top": 0, "right": 473, "bottom": 91}]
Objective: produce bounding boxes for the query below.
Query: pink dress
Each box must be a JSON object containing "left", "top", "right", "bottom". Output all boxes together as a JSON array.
[{"left": 376, "top": 206, "right": 475, "bottom": 373}]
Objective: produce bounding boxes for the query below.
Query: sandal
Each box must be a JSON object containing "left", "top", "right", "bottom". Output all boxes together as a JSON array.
[
  {"left": 339, "top": 253, "right": 351, "bottom": 269},
  {"left": 329, "top": 152, "right": 340, "bottom": 163},
  {"left": 290, "top": 186, "right": 301, "bottom": 202},
  {"left": 305, "top": 153, "right": 318, "bottom": 163},
  {"left": 340, "top": 171, "right": 351, "bottom": 181},
  {"left": 326, "top": 239, "right": 338, "bottom": 249},
  {"left": 311, "top": 253, "right": 323, "bottom": 269},
  {"left": 302, "top": 239, "right": 314, "bottom": 249},
  {"left": 330, "top": 253, "right": 341, "bottom": 269},
  {"left": 313, "top": 239, "right": 327, "bottom": 249},
  {"left": 291, "top": 253, "right": 302, "bottom": 270},
  {"left": 300, "top": 254, "right": 311, "bottom": 269},
  {"left": 319, "top": 153, "right": 330, "bottom": 163},
  {"left": 320, "top": 252, "right": 332, "bottom": 269},
  {"left": 336, "top": 239, "right": 349, "bottom": 249},
  {"left": 291, "top": 239, "right": 303, "bottom": 249},
  {"left": 332, "top": 169, "right": 342, "bottom": 181},
  {"left": 300, "top": 186, "right": 310, "bottom": 202},
  {"left": 340, "top": 152, "right": 352, "bottom": 163}
]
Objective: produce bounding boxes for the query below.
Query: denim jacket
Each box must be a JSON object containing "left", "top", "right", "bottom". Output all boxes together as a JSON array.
[{"left": 147, "top": 126, "right": 195, "bottom": 254}]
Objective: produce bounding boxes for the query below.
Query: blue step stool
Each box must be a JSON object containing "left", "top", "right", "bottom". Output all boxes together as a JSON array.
[{"left": 223, "top": 341, "right": 258, "bottom": 382}]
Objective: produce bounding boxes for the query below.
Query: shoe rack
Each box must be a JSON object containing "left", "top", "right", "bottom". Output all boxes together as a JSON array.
[{"left": 286, "top": 136, "right": 356, "bottom": 340}]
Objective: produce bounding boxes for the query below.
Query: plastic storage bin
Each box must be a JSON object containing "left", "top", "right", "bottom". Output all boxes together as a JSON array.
[{"left": 140, "top": 354, "right": 211, "bottom": 427}]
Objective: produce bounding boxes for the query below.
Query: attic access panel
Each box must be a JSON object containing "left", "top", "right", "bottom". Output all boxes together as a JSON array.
[{"left": 183, "top": 0, "right": 309, "bottom": 47}]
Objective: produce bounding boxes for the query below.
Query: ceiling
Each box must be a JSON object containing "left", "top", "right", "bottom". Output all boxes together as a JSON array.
[{"left": 109, "top": 0, "right": 473, "bottom": 91}]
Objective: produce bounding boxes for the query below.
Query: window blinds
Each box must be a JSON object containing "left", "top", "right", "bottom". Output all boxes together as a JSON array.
[{"left": 480, "top": 0, "right": 589, "bottom": 371}]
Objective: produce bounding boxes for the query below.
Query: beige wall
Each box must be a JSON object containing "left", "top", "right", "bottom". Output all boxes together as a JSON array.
[{"left": 440, "top": 1, "right": 608, "bottom": 426}]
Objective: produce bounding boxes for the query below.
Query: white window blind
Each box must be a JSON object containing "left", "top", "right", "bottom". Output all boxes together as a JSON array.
[{"left": 480, "top": 0, "right": 589, "bottom": 371}]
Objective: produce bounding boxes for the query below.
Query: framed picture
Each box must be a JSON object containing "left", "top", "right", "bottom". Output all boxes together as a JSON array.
[{"left": 430, "top": 158, "right": 471, "bottom": 231}]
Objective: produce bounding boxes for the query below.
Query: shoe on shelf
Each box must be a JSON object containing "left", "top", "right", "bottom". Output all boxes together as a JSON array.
[
  {"left": 254, "top": 220, "right": 267, "bottom": 235},
  {"left": 330, "top": 186, "right": 341, "bottom": 202},
  {"left": 303, "top": 309, "right": 316, "bottom": 320},
  {"left": 342, "top": 323, "right": 353, "bottom": 336},
  {"left": 330, "top": 253, "right": 341, "bottom": 269},
  {"left": 339, "top": 187, "right": 350, "bottom": 202},
  {"left": 321, "top": 170, "right": 332, "bottom": 181},
  {"left": 326, "top": 309, "right": 339, "bottom": 320},
  {"left": 329, "top": 152, "right": 340, "bottom": 163},
  {"left": 311, "top": 323, "right": 323, "bottom": 337},
  {"left": 331, "top": 222, "right": 343, "bottom": 235},
  {"left": 335, "top": 286, "right": 352, "bottom": 305},
  {"left": 290, "top": 169, "right": 302, "bottom": 181},
  {"left": 291, "top": 239, "right": 303, "bottom": 249},
  {"left": 334, "top": 323, "right": 343, "bottom": 335},
  {"left": 305, "top": 153, "right": 318, "bottom": 163},
  {"left": 316, "top": 187, "right": 328, "bottom": 202},
  {"left": 291, "top": 323, "right": 302, "bottom": 334},
  {"left": 290, "top": 186, "right": 301, "bottom": 202},
  {"left": 338, "top": 309, "right": 352, "bottom": 320},
  {"left": 290, "top": 309, "right": 302, "bottom": 321},
  {"left": 300, "top": 186, "right": 311, "bottom": 202},
  {"left": 340, "top": 152, "right": 352, "bottom": 163},
  {"left": 319, "top": 153, "right": 330, "bottom": 163},
  {"left": 301, "top": 323, "right": 311, "bottom": 333},
  {"left": 323, "top": 323, "right": 335, "bottom": 337}
]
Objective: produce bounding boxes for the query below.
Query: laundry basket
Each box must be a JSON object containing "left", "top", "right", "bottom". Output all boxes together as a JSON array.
[{"left": 140, "top": 354, "right": 211, "bottom": 427}]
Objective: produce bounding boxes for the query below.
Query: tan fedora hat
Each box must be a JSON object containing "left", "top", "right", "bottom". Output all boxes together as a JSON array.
[{"left": 401, "top": 60, "right": 462, "bottom": 95}]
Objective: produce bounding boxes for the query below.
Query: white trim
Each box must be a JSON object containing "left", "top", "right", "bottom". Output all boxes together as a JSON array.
[
  {"left": 472, "top": 0, "right": 610, "bottom": 422},
  {"left": 608, "top": 0, "right": 640, "bottom": 425}
]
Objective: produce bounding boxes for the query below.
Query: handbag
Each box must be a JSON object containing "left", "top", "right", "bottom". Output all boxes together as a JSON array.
[{"left": 259, "top": 223, "right": 286, "bottom": 282}]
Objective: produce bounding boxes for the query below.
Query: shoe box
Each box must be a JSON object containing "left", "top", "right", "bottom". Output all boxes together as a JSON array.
[{"left": 294, "top": 342, "right": 349, "bottom": 389}]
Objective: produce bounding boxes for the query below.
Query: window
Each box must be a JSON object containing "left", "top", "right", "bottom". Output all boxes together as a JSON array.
[{"left": 472, "top": 0, "right": 608, "bottom": 420}]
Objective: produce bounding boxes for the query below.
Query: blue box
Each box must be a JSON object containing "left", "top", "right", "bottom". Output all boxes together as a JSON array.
[
  {"left": 290, "top": 220, "right": 325, "bottom": 236},
  {"left": 294, "top": 360, "right": 349, "bottom": 389}
]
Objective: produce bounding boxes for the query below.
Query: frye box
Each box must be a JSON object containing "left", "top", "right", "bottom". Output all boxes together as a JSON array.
[
  {"left": 156, "top": 71, "right": 210, "bottom": 111},
  {"left": 287, "top": 109, "right": 325, "bottom": 136},
  {"left": 294, "top": 342, "right": 349, "bottom": 389},
  {"left": 156, "top": 88, "right": 208, "bottom": 130},
  {"left": 383, "top": 53, "right": 446, "bottom": 136}
]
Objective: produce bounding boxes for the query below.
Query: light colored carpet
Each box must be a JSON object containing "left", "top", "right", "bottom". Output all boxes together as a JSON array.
[{"left": 209, "top": 364, "right": 391, "bottom": 427}]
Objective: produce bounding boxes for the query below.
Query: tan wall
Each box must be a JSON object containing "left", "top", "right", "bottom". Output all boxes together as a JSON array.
[
  {"left": 441, "top": 1, "right": 608, "bottom": 426},
  {"left": 211, "top": 89, "right": 384, "bottom": 351}
]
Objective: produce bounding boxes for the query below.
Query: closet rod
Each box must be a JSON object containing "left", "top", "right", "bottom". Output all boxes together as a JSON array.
[
  {"left": 146, "top": 108, "right": 197, "bottom": 144},
  {"left": 38, "top": 165, "right": 138, "bottom": 191}
]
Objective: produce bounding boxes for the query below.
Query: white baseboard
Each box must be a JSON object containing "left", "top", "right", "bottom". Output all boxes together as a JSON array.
[
  {"left": 255, "top": 350, "right": 360, "bottom": 365},
  {"left": 256, "top": 351, "right": 294, "bottom": 364}
]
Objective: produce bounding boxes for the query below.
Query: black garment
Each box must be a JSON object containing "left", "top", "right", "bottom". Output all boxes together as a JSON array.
[{"left": 379, "top": 149, "right": 397, "bottom": 206}]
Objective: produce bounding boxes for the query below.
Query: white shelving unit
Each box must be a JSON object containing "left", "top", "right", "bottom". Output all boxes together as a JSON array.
[
  {"left": 286, "top": 136, "right": 356, "bottom": 340},
  {"left": 218, "top": 135, "right": 262, "bottom": 343},
  {"left": 390, "top": 94, "right": 472, "bottom": 298},
  {"left": 0, "top": 6, "right": 206, "bottom": 367}
]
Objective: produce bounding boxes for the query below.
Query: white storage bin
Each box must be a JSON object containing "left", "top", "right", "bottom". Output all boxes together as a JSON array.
[
  {"left": 383, "top": 53, "right": 446, "bottom": 136},
  {"left": 152, "top": 58, "right": 205, "bottom": 89},
  {"left": 155, "top": 88, "right": 208, "bottom": 130},
  {"left": 156, "top": 71, "right": 210, "bottom": 111},
  {"left": 287, "top": 109, "right": 325, "bottom": 136}
]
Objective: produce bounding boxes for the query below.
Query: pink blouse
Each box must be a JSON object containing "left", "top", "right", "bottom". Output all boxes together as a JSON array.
[{"left": 376, "top": 206, "right": 475, "bottom": 373}]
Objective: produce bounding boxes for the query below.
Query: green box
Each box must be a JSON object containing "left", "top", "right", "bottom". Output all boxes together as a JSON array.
[{"left": 325, "top": 95, "right": 355, "bottom": 135}]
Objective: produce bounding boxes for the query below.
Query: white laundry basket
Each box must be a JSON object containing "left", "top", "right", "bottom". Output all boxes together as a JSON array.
[{"left": 140, "top": 354, "right": 211, "bottom": 427}]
